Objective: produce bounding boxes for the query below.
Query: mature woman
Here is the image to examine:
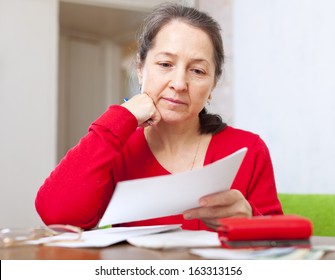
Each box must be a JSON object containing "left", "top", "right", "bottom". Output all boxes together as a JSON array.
[{"left": 35, "top": 3, "right": 282, "bottom": 230}]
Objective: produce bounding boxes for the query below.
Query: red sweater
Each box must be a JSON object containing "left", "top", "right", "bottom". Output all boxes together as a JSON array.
[{"left": 35, "top": 105, "right": 283, "bottom": 230}]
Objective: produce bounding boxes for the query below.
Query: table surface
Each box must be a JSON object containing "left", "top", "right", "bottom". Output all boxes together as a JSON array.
[{"left": 1, "top": 236, "right": 334, "bottom": 260}]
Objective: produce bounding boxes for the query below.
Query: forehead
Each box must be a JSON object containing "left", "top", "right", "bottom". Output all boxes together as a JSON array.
[{"left": 150, "top": 20, "right": 214, "bottom": 62}]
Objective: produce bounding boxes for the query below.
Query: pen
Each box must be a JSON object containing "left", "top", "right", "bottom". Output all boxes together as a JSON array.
[{"left": 98, "top": 224, "right": 112, "bottom": 230}]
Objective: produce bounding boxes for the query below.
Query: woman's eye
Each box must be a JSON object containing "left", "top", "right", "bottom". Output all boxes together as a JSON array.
[
  {"left": 192, "top": 69, "right": 205, "bottom": 75},
  {"left": 159, "top": 62, "right": 172, "bottom": 68}
]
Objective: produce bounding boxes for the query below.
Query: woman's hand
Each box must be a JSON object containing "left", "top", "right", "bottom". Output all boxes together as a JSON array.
[
  {"left": 121, "top": 93, "right": 161, "bottom": 127},
  {"left": 183, "top": 189, "right": 252, "bottom": 230}
]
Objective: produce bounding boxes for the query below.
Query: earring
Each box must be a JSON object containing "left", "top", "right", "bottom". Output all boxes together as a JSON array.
[{"left": 207, "top": 94, "right": 212, "bottom": 106}]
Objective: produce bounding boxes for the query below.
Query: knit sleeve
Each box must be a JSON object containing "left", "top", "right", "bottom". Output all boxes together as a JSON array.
[{"left": 35, "top": 105, "right": 138, "bottom": 229}]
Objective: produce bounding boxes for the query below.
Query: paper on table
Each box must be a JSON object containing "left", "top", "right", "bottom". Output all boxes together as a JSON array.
[
  {"left": 27, "top": 224, "right": 181, "bottom": 248},
  {"left": 190, "top": 247, "right": 299, "bottom": 260},
  {"left": 99, "top": 147, "right": 247, "bottom": 227},
  {"left": 190, "top": 247, "right": 326, "bottom": 260},
  {"left": 127, "top": 229, "right": 221, "bottom": 249}
]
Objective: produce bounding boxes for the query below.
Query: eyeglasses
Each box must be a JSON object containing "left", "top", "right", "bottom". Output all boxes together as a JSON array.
[{"left": 0, "top": 224, "right": 82, "bottom": 248}]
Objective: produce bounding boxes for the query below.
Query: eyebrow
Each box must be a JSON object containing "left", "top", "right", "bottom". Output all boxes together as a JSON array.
[{"left": 154, "top": 52, "right": 210, "bottom": 66}]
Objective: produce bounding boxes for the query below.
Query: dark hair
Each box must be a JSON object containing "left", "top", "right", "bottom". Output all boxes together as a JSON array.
[{"left": 137, "top": 2, "right": 227, "bottom": 134}]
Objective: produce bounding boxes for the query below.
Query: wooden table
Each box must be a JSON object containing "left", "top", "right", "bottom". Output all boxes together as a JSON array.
[{"left": 1, "top": 236, "right": 335, "bottom": 260}]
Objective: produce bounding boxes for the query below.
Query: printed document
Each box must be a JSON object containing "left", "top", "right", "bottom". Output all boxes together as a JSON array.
[{"left": 98, "top": 147, "right": 247, "bottom": 227}]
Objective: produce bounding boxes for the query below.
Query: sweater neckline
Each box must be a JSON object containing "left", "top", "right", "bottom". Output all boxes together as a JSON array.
[{"left": 139, "top": 128, "right": 216, "bottom": 174}]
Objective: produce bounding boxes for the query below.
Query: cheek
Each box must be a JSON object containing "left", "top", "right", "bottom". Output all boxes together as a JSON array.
[
  {"left": 141, "top": 71, "right": 154, "bottom": 89},
  {"left": 190, "top": 84, "right": 212, "bottom": 104},
  {"left": 141, "top": 68, "right": 167, "bottom": 94},
  {"left": 141, "top": 67, "right": 154, "bottom": 88}
]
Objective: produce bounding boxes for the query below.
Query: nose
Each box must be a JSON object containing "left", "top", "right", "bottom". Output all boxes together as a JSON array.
[{"left": 168, "top": 69, "right": 188, "bottom": 92}]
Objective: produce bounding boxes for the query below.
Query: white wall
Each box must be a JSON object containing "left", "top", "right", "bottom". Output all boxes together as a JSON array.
[
  {"left": 233, "top": 0, "right": 335, "bottom": 193},
  {"left": 0, "top": 0, "right": 58, "bottom": 227},
  {"left": 198, "top": 0, "right": 234, "bottom": 123}
]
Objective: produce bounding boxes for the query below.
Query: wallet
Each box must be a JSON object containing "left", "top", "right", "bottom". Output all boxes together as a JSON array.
[{"left": 217, "top": 215, "right": 313, "bottom": 248}]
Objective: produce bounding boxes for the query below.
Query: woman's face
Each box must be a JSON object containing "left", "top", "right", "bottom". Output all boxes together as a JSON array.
[{"left": 137, "top": 20, "right": 216, "bottom": 125}]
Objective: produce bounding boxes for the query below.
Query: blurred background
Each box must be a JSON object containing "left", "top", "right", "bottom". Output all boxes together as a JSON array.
[{"left": 1, "top": 0, "right": 335, "bottom": 228}]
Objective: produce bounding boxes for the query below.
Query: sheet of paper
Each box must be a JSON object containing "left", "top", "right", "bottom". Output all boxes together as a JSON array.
[
  {"left": 190, "top": 247, "right": 300, "bottom": 260},
  {"left": 27, "top": 224, "right": 181, "bottom": 248},
  {"left": 190, "top": 247, "right": 328, "bottom": 260},
  {"left": 99, "top": 147, "right": 247, "bottom": 227},
  {"left": 127, "top": 229, "right": 221, "bottom": 249}
]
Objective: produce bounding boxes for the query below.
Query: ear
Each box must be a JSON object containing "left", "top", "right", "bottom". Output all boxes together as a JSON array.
[{"left": 136, "top": 54, "right": 143, "bottom": 86}]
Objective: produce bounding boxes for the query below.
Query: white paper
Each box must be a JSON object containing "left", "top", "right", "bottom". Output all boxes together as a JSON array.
[
  {"left": 99, "top": 147, "right": 247, "bottom": 227},
  {"left": 127, "top": 229, "right": 221, "bottom": 249},
  {"left": 190, "top": 247, "right": 328, "bottom": 260},
  {"left": 27, "top": 224, "right": 181, "bottom": 248},
  {"left": 190, "top": 247, "right": 298, "bottom": 260}
]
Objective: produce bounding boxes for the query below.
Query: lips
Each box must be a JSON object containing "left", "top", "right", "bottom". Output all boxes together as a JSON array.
[{"left": 163, "top": 97, "right": 187, "bottom": 105}]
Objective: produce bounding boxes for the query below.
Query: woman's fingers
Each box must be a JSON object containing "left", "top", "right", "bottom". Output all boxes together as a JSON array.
[
  {"left": 199, "top": 189, "right": 242, "bottom": 207},
  {"left": 183, "top": 189, "right": 252, "bottom": 230},
  {"left": 121, "top": 93, "right": 161, "bottom": 126}
]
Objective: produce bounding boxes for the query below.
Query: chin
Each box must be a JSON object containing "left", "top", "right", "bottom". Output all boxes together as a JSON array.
[
  {"left": 160, "top": 113, "right": 186, "bottom": 124},
  {"left": 161, "top": 118, "right": 184, "bottom": 124},
  {"left": 160, "top": 109, "right": 198, "bottom": 124}
]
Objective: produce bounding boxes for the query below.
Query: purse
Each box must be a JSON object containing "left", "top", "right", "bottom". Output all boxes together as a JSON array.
[{"left": 217, "top": 215, "right": 313, "bottom": 248}]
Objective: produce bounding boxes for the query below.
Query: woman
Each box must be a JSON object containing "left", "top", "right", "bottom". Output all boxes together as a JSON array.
[{"left": 35, "top": 3, "right": 282, "bottom": 231}]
